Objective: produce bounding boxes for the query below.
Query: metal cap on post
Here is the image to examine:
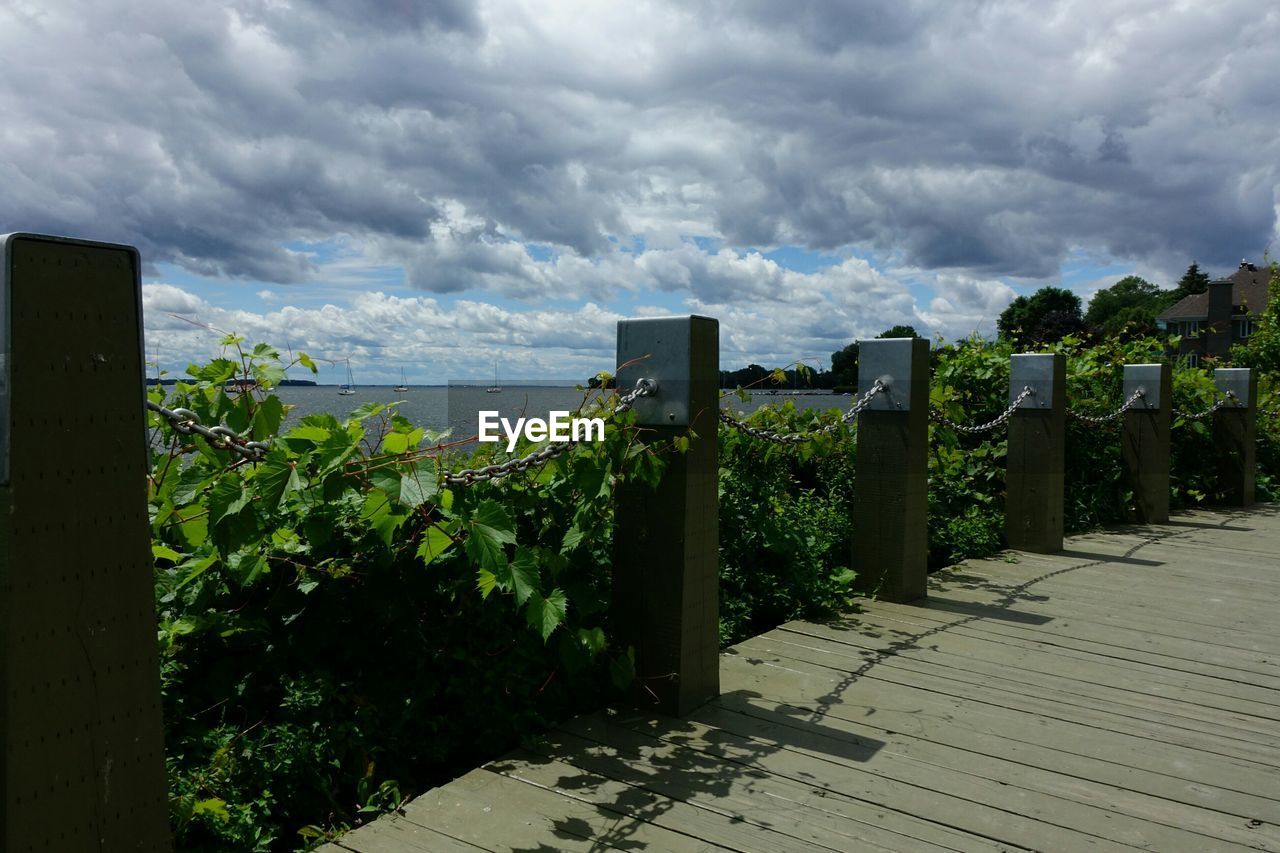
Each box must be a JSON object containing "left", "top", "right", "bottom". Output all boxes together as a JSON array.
[
  {"left": 0, "top": 234, "right": 171, "bottom": 850},
  {"left": 1213, "top": 367, "right": 1256, "bottom": 507},
  {"left": 613, "top": 315, "right": 719, "bottom": 716},
  {"left": 1006, "top": 353, "right": 1066, "bottom": 553},
  {"left": 1121, "top": 363, "right": 1172, "bottom": 523},
  {"left": 852, "top": 337, "right": 929, "bottom": 603}
]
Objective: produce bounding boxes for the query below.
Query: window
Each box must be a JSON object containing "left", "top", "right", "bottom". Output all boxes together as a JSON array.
[
  {"left": 1185, "top": 351, "right": 1201, "bottom": 368},
  {"left": 1236, "top": 317, "right": 1255, "bottom": 339},
  {"left": 1187, "top": 320, "right": 1203, "bottom": 337}
]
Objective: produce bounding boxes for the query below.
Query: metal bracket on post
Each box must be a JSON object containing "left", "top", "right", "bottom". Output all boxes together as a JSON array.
[
  {"left": 1122, "top": 364, "right": 1163, "bottom": 411},
  {"left": 616, "top": 316, "right": 715, "bottom": 426},
  {"left": 1010, "top": 353, "right": 1056, "bottom": 409},
  {"left": 1214, "top": 368, "right": 1254, "bottom": 408},
  {"left": 859, "top": 338, "right": 921, "bottom": 412}
]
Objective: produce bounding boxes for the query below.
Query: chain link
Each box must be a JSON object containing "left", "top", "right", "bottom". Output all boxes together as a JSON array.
[
  {"left": 441, "top": 377, "right": 657, "bottom": 486},
  {"left": 1067, "top": 387, "right": 1147, "bottom": 425},
  {"left": 1175, "top": 391, "right": 1238, "bottom": 421},
  {"left": 931, "top": 386, "right": 1034, "bottom": 434},
  {"left": 717, "top": 380, "right": 885, "bottom": 445},
  {"left": 147, "top": 400, "right": 271, "bottom": 462}
]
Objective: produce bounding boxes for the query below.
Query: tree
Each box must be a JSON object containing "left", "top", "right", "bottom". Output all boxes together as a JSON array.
[
  {"left": 997, "top": 286, "right": 1084, "bottom": 346},
  {"left": 1084, "top": 275, "right": 1174, "bottom": 338},
  {"left": 830, "top": 342, "right": 858, "bottom": 388},
  {"left": 1171, "top": 262, "right": 1211, "bottom": 301},
  {"left": 877, "top": 324, "right": 920, "bottom": 339}
]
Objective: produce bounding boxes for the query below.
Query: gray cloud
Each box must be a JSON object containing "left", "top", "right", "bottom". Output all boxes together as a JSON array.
[{"left": 2, "top": 0, "right": 1277, "bottom": 298}]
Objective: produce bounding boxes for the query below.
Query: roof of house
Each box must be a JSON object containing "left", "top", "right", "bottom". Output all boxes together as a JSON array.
[{"left": 1157, "top": 261, "right": 1274, "bottom": 320}]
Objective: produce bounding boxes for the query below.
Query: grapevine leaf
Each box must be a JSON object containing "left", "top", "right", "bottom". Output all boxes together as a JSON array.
[
  {"left": 208, "top": 478, "right": 250, "bottom": 526},
  {"left": 416, "top": 523, "right": 456, "bottom": 566},
  {"left": 399, "top": 469, "right": 438, "bottom": 509},
  {"left": 525, "top": 588, "right": 568, "bottom": 641}
]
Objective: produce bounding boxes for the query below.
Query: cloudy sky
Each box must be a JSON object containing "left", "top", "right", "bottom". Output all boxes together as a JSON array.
[{"left": 3, "top": 0, "right": 1278, "bottom": 383}]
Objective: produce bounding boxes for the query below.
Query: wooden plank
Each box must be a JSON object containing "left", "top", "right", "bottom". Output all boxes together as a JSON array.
[
  {"left": 735, "top": 635, "right": 1280, "bottom": 769},
  {"left": 393, "top": 768, "right": 732, "bottom": 852},
  {"left": 325, "top": 817, "right": 491, "bottom": 852},
  {"left": 867, "top": 598, "right": 1280, "bottom": 699},
  {"left": 719, "top": 648, "right": 1280, "bottom": 802},
  {"left": 712, "top": 687, "right": 1280, "bottom": 829},
  {"left": 567, "top": 712, "right": 1254, "bottom": 852},
  {"left": 789, "top": 611, "right": 1280, "bottom": 720},
  {"left": 770, "top": 622, "right": 1280, "bottom": 741},
  {"left": 496, "top": 744, "right": 945, "bottom": 852},
  {"left": 683, "top": 699, "right": 1279, "bottom": 851},
  {"left": 558, "top": 716, "right": 1147, "bottom": 852}
]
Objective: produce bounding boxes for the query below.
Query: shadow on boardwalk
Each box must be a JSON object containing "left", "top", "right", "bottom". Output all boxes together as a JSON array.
[{"left": 329, "top": 504, "right": 1280, "bottom": 852}]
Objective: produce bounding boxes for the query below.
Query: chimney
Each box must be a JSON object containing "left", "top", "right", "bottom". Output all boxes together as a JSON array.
[{"left": 1206, "top": 277, "right": 1234, "bottom": 357}]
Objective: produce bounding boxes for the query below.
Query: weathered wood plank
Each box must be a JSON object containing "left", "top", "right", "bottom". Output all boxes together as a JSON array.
[
  {"left": 771, "top": 622, "right": 1280, "bottom": 737},
  {"left": 719, "top": 649, "right": 1280, "bottom": 799},
  {"left": 501, "top": 740, "right": 960, "bottom": 852},
  {"left": 782, "top": 613, "right": 1280, "bottom": 721},
  {"left": 336, "top": 506, "right": 1280, "bottom": 852}
]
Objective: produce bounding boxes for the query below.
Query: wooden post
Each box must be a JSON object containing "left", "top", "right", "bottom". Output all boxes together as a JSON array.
[
  {"left": 1213, "top": 367, "right": 1256, "bottom": 507},
  {"left": 852, "top": 337, "right": 929, "bottom": 603},
  {"left": 1006, "top": 353, "right": 1066, "bottom": 553},
  {"left": 1121, "top": 363, "right": 1171, "bottom": 523},
  {"left": 0, "top": 234, "right": 172, "bottom": 851},
  {"left": 613, "top": 315, "right": 719, "bottom": 716}
]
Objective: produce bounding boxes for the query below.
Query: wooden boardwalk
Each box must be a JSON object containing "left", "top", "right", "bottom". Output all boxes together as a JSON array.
[{"left": 325, "top": 506, "right": 1280, "bottom": 852}]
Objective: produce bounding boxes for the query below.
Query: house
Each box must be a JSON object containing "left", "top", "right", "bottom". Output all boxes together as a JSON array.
[{"left": 1156, "top": 261, "right": 1273, "bottom": 366}]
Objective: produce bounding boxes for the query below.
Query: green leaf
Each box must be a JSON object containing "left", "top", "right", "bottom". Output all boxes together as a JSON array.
[
  {"left": 208, "top": 478, "right": 250, "bottom": 526},
  {"left": 416, "top": 523, "right": 456, "bottom": 565},
  {"left": 471, "top": 500, "right": 517, "bottom": 543},
  {"left": 561, "top": 523, "right": 585, "bottom": 552},
  {"left": 255, "top": 453, "right": 302, "bottom": 509},
  {"left": 152, "top": 544, "right": 181, "bottom": 563},
  {"left": 399, "top": 468, "right": 438, "bottom": 509},
  {"left": 502, "top": 547, "right": 540, "bottom": 605},
  {"left": 349, "top": 402, "right": 385, "bottom": 422},
  {"left": 577, "top": 626, "right": 607, "bottom": 656},
  {"left": 192, "top": 798, "right": 231, "bottom": 822},
  {"left": 525, "top": 588, "right": 568, "bottom": 641},
  {"left": 383, "top": 432, "right": 410, "bottom": 454},
  {"left": 227, "top": 552, "right": 266, "bottom": 587},
  {"left": 298, "top": 352, "right": 318, "bottom": 374},
  {"left": 252, "top": 395, "right": 285, "bottom": 439}
]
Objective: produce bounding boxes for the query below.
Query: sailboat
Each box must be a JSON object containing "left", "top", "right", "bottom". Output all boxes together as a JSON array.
[
  {"left": 486, "top": 361, "right": 502, "bottom": 393},
  {"left": 393, "top": 368, "right": 409, "bottom": 394},
  {"left": 338, "top": 357, "right": 357, "bottom": 396}
]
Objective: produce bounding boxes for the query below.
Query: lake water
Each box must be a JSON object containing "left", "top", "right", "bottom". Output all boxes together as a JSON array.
[{"left": 268, "top": 385, "right": 849, "bottom": 446}]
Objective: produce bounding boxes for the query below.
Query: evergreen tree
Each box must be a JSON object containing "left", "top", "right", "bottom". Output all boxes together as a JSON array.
[{"left": 1172, "top": 262, "right": 1211, "bottom": 300}]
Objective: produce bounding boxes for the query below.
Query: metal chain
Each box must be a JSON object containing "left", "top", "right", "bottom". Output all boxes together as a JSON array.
[
  {"left": 1175, "top": 391, "right": 1237, "bottom": 421},
  {"left": 717, "top": 380, "right": 885, "bottom": 445},
  {"left": 1067, "top": 388, "right": 1147, "bottom": 425},
  {"left": 441, "top": 378, "right": 657, "bottom": 486},
  {"left": 931, "top": 386, "right": 1034, "bottom": 434},
  {"left": 147, "top": 400, "right": 271, "bottom": 462}
]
